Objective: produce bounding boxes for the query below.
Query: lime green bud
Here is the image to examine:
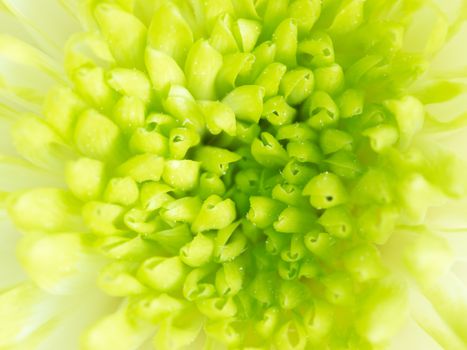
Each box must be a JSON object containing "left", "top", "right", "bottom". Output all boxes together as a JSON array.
[
  {"left": 209, "top": 13, "right": 238, "bottom": 55},
  {"left": 325, "top": 150, "right": 361, "bottom": 179},
  {"left": 43, "top": 86, "right": 85, "bottom": 140},
  {"left": 399, "top": 173, "right": 444, "bottom": 224},
  {"left": 261, "top": 0, "right": 288, "bottom": 39},
  {"left": 272, "top": 183, "right": 308, "bottom": 206},
  {"left": 214, "top": 222, "right": 247, "bottom": 262},
  {"left": 139, "top": 182, "right": 173, "bottom": 211},
  {"left": 338, "top": 89, "right": 364, "bottom": 118},
  {"left": 232, "top": 0, "right": 263, "bottom": 18},
  {"left": 160, "top": 197, "right": 202, "bottom": 225},
  {"left": 314, "top": 64, "right": 344, "bottom": 96},
  {"left": 355, "top": 279, "right": 408, "bottom": 346},
  {"left": 144, "top": 224, "right": 193, "bottom": 255},
  {"left": 235, "top": 168, "right": 259, "bottom": 193},
  {"left": 18, "top": 233, "right": 94, "bottom": 294},
  {"left": 297, "top": 31, "right": 334, "bottom": 68},
  {"left": 274, "top": 319, "right": 307, "bottom": 350},
  {"left": 288, "top": 0, "right": 321, "bottom": 35},
  {"left": 215, "top": 260, "right": 243, "bottom": 296},
  {"left": 103, "top": 177, "right": 139, "bottom": 206},
  {"left": 96, "top": 234, "right": 155, "bottom": 264},
  {"left": 303, "top": 172, "right": 348, "bottom": 209},
  {"left": 307, "top": 91, "right": 339, "bottom": 129},
  {"left": 81, "top": 307, "right": 153, "bottom": 350},
  {"left": 282, "top": 160, "right": 318, "bottom": 185},
  {"left": 303, "top": 299, "right": 333, "bottom": 339},
  {"left": 262, "top": 96, "right": 296, "bottom": 126},
  {"left": 247, "top": 196, "right": 285, "bottom": 229},
  {"left": 162, "top": 85, "right": 205, "bottom": 132},
  {"left": 273, "top": 18, "right": 298, "bottom": 67},
  {"left": 318, "top": 206, "right": 353, "bottom": 239},
  {"left": 205, "top": 319, "right": 242, "bottom": 347},
  {"left": 112, "top": 96, "right": 145, "bottom": 133},
  {"left": 362, "top": 124, "right": 399, "bottom": 153},
  {"left": 384, "top": 96, "right": 424, "bottom": 149},
  {"left": 74, "top": 109, "right": 122, "bottom": 161},
  {"left": 180, "top": 233, "right": 214, "bottom": 267},
  {"left": 144, "top": 113, "right": 179, "bottom": 136},
  {"left": 287, "top": 140, "right": 322, "bottom": 163},
  {"left": 250, "top": 271, "right": 277, "bottom": 304},
  {"left": 199, "top": 173, "right": 226, "bottom": 199},
  {"left": 274, "top": 207, "right": 316, "bottom": 234},
  {"left": 65, "top": 157, "right": 106, "bottom": 201},
  {"left": 276, "top": 123, "right": 317, "bottom": 142},
  {"left": 123, "top": 208, "right": 159, "bottom": 235},
  {"left": 145, "top": 48, "right": 186, "bottom": 92},
  {"left": 321, "top": 272, "right": 353, "bottom": 305},
  {"left": 279, "top": 280, "right": 307, "bottom": 310},
  {"left": 404, "top": 234, "right": 453, "bottom": 285},
  {"left": 343, "top": 245, "right": 386, "bottom": 282},
  {"left": 147, "top": 2, "right": 193, "bottom": 65},
  {"left": 304, "top": 231, "right": 334, "bottom": 259},
  {"left": 117, "top": 154, "right": 164, "bottom": 183},
  {"left": 138, "top": 256, "right": 187, "bottom": 292},
  {"left": 319, "top": 129, "right": 353, "bottom": 155},
  {"left": 358, "top": 205, "right": 399, "bottom": 244},
  {"left": 183, "top": 266, "right": 217, "bottom": 301},
  {"left": 250, "top": 41, "right": 276, "bottom": 79},
  {"left": 107, "top": 68, "right": 151, "bottom": 103},
  {"left": 329, "top": 0, "right": 365, "bottom": 35},
  {"left": 153, "top": 310, "right": 204, "bottom": 350},
  {"left": 73, "top": 66, "right": 116, "bottom": 111},
  {"left": 251, "top": 132, "right": 289, "bottom": 168},
  {"left": 234, "top": 19, "right": 262, "bottom": 52},
  {"left": 236, "top": 121, "right": 261, "bottom": 144},
  {"left": 12, "top": 116, "right": 71, "bottom": 170},
  {"left": 255, "top": 63, "right": 287, "bottom": 99},
  {"left": 82, "top": 201, "right": 124, "bottom": 235},
  {"left": 185, "top": 39, "right": 223, "bottom": 100},
  {"left": 162, "top": 160, "right": 200, "bottom": 191},
  {"left": 129, "top": 128, "right": 169, "bottom": 156},
  {"left": 64, "top": 31, "right": 115, "bottom": 76},
  {"left": 197, "top": 297, "right": 237, "bottom": 320},
  {"left": 299, "top": 258, "right": 320, "bottom": 279},
  {"left": 98, "top": 261, "right": 146, "bottom": 296},
  {"left": 199, "top": 100, "right": 236, "bottom": 136},
  {"left": 8, "top": 188, "right": 80, "bottom": 233},
  {"left": 94, "top": 234, "right": 149, "bottom": 261},
  {"left": 353, "top": 169, "right": 394, "bottom": 205},
  {"left": 195, "top": 146, "right": 241, "bottom": 176},
  {"left": 168, "top": 127, "right": 200, "bottom": 159},
  {"left": 255, "top": 307, "right": 280, "bottom": 338},
  {"left": 278, "top": 260, "right": 300, "bottom": 280},
  {"left": 94, "top": 3, "right": 146, "bottom": 68},
  {"left": 133, "top": 293, "right": 185, "bottom": 323},
  {"left": 222, "top": 85, "right": 265, "bottom": 123},
  {"left": 192, "top": 195, "right": 237, "bottom": 232},
  {"left": 280, "top": 68, "right": 314, "bottom": 106}
]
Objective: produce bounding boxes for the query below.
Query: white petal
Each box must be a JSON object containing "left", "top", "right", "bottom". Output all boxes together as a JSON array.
[
  {"left": 0, "top": 34, "right": 66, "bottom": 105},
  {"left": 0, "top": 213, "right": 26, "bottom": 289},
  {"left": 36, "top": 290, "right": 117, "bottom": 350},
  {"left": 410, "top": 286, "right": 467, "bottom": 350},
  {"left": 429, "top": 21, "right": 467, "bottom": 78},
  {"left": 2, "top": 0, "right": 81, "bottom": 59},
  {"left": 389, "top": 317, "right": 443, "bottom": 350},
  {"left": 0, "top": 156, "right": 64, "bottom": 191}
]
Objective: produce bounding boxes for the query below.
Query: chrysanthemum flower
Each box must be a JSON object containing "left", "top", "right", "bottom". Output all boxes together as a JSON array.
[{"left": 1, "top": 0, "right": 467, "bottom": 349}]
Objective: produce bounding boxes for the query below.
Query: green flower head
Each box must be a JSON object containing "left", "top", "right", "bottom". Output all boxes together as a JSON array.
[{"left": 1, "top": 0, "right": 467, "bottom": 349}]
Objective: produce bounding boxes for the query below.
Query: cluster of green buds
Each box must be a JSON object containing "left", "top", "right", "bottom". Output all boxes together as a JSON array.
[{"left": 3, "top": 0, "right": 467, "bottom": 349}]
